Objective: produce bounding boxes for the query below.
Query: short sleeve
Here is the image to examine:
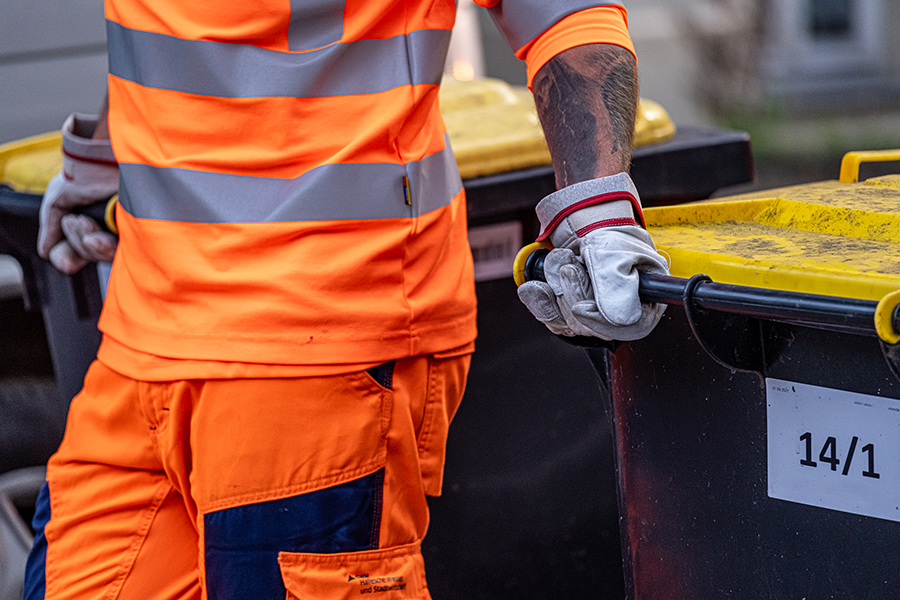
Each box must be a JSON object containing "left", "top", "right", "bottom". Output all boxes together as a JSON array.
[{"left": 472, "top": 2, "right": 635, "bottom": 88}]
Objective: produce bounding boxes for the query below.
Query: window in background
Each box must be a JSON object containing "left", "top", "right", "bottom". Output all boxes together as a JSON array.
[{"left": 809, "top": 0, "right": 853, "bottom": 38}]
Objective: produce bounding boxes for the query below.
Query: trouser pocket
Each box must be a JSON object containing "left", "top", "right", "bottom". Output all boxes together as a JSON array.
[
  {"left": 365, "top": 360, "right": 396, "bottom": 391},
  {"left": 279, "top": 542, "right": 429, "bottom": 600},
  {"left": 204, "top": 470, "right": 385, "bottom": 600}
]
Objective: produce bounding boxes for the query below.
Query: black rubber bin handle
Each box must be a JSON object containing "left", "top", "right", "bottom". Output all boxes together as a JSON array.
[
  {"left": 519, "top": 245, "right": 899, "bottom": 340},
  {"left": 0, "top": 187, "right": 113, "bottom": 233}
]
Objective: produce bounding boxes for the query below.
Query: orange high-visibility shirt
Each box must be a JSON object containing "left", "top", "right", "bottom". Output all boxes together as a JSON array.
[{"left": 97, "top": 0, "right": 633, "bottom": 379}]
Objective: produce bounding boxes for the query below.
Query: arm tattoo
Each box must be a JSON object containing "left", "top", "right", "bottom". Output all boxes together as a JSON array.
[{"left": 532, "top": 45, "right": 638, "bottom": 188}]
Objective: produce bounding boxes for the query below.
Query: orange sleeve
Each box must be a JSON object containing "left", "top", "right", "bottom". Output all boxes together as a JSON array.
[{"left": 515, "top": 5, "right": 635, "bottom": 88}]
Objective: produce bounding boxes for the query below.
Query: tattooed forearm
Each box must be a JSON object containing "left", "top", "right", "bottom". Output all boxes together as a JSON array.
[
  {"left": 532, "top": 44, "right": 638, "bottom": 188},
  {"left": 601, "top": 59, "right": 636, "bottom": 156}
]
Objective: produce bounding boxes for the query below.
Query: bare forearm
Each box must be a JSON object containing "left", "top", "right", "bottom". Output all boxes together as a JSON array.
[{"left": 532, "top": 44, "right": 638, "bottom": 188}]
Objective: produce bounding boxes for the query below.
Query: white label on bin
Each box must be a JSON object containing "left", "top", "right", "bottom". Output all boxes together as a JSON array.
[
  {"left": 467, "top": 221, "right": 522, "bottom": 282},
  {"left": 767, "top": 378, "right": 900, "bottom": 522}
]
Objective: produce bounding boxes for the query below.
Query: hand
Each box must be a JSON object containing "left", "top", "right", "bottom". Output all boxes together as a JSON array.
[
  {"left": 518, "top": 226, "right": 668, "bottom": 340},
  {"left": 38, "top": 113, "right": 119, "bottom": 274},
  {"left": 517, "top": 173, "right": 669, "bottom": 341}
]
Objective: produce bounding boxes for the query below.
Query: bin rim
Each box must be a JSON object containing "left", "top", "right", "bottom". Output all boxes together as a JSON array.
[
  {"left": 0, "top": 131, "right": 62, "bottom": 195},
  {"left": 644, "top": 179, "right": 900, "bottom": 303}
]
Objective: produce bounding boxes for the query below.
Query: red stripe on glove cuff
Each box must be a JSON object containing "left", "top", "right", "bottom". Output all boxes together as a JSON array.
[
  {"left": 62, "top": 148, "right": 119, "bottom": 168},
  {"left": 575, "top": 217, "right": 638, "bottom": 237},
  {"left": 536, "top": 191, "right": 645, "bottom": 241}
]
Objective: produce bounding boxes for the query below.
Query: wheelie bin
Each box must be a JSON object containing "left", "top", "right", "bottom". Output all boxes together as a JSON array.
[
  {"left": 0, "top": 133, "right": 107, "bottom": 475},
  {"left": 536, "top": 151, "right": 900, "bottom": 599},
  {"left": 0, "top": 133, "right": 106, "bottom": 407}
]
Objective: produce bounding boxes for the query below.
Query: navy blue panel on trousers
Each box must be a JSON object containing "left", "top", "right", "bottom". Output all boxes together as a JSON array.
[
  {"left": 23, "top": 481, "right": 51, "bottom": 600},
  {"left": 204, "top": 469, "right": 384, "bottom": 600}
]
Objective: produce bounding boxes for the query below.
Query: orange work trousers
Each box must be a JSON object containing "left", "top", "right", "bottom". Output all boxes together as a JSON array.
[{"left": 24, "top": 353, "right": 470, "bottom": 600}]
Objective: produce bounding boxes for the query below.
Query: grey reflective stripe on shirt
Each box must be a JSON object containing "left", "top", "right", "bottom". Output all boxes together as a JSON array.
[
  {"left": 117, "top": 136, "right": 462, "bottom": 224},
  {"left": 107, "top": 20, "right": 451, "bottom": 98},
  {"left": 289, "top": 0, "right": 345, "bottom": 51},
  {"left": 487, "top": 0, "right": 624, "bottom": 51}
]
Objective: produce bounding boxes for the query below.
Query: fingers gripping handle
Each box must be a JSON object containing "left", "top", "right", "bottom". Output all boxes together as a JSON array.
[
  {"left": 514, "top": 243, "right": 900, "bottom": 343},
  {"left": 72, "top": 195, "right": 118, "bottom": 235},
  {"left": 513, "top": 242, "right": 552, "bottom": 287}
]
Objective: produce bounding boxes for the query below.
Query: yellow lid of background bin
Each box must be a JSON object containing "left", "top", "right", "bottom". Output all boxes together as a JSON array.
[
  {"left": 440, "top": 77, "right": 675, "bottom": 180},
  {"left": 0, "top": 131, "right": 63, "bottom": 195},
  {"left": 644, "top": 163, "right": 900, "bottom": 303}
]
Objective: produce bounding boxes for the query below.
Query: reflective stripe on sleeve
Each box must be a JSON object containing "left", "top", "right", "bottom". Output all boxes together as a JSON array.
[
  {"left": 486, "top": 0, "right": 624, "bottom": 51},
  {"left": 107, "top": 20, "right": 451, "bottom": 98},
  {"left": 117, "top": 136, "right": 462, "bottom": 223}
]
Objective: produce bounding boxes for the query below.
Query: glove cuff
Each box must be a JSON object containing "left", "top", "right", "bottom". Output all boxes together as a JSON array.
[
  {"left": 62, "top": 113, "right": 117, "bottom": 167},
  {"left": 535, "top": 172, "right": 644, "bottom": 241}
]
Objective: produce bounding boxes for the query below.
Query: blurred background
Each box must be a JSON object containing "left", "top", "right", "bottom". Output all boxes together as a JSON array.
[
  {"left": 4, "top": 0, "right": 900, "bottom": 179},
  {"left": 465, "top": 0, "right": 900, "bottom": 189},
  {"left": 2, "top": 1, "right": 900, "bottom": 598}
]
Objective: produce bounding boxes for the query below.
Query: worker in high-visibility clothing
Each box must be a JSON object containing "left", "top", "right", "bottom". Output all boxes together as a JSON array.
[{"left": 25, "top": 1, "right": 668, "bottom": 598}]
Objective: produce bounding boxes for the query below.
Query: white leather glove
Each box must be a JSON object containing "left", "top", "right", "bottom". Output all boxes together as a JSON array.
[
  {"left": 517, "top": 173, "right": 669, "bottom": 341},
  {"left": 38, "top": 113, "right": 119, "bottom": 274}
]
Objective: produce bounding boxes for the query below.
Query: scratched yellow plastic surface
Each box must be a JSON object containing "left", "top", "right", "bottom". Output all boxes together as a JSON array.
[
  {"left": 0, "top": 131, "right": 62, "bottom": 194},
  {"left": 644, "top": 176, "right": 900, "bottom": 302},
  {"left": 440, "top": 77, "right": 675, "bottom": 179}
]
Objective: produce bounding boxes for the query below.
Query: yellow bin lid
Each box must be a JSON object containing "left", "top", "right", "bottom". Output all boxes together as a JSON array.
[
  {"left": 0, "top": 131, "right": 62, "bottom": 195},
  {"left": 644, "top": 151, "right": 900, "bottom": 308}
]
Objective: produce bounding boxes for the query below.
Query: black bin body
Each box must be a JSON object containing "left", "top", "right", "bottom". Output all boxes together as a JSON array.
[
  {"left": 587, "top": 285, "right": 900, "bottom": 599},
  {"left": 0, "top": 188, "right": 102, "bottom": 473}
]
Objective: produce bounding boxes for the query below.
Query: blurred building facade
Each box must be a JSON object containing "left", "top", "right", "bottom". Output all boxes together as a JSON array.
[
  {"left": 0, "top": 1, "right": 108, "bottom": 145},
  {"left": 686, "top": 0, "right": 900, "bottom": 115},
  {"left": 477, "top": 0, "right": 900, "bottom": 125}
]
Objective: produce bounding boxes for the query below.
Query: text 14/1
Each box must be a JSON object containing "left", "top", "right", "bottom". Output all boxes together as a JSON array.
[{"left": 800, "top": 433, "right": 880, "bottom": 479}]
